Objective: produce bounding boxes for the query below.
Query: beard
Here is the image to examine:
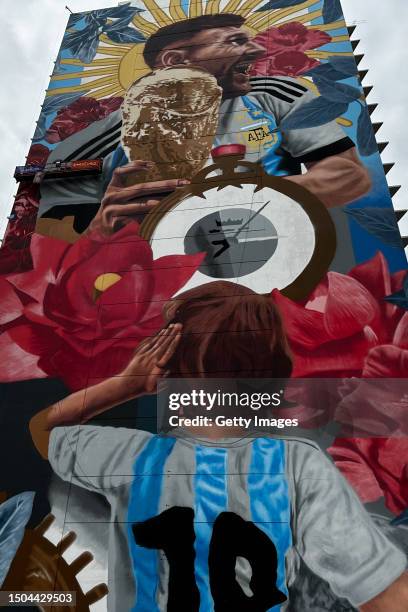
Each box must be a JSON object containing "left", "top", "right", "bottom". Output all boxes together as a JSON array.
[{"left": 217, "top": 62, "right": 253, "bottom": 99}]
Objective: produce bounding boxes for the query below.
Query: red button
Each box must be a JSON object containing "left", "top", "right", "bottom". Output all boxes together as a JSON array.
[{"left": 211, "top": 144, "right": 246, "bottom": 159}]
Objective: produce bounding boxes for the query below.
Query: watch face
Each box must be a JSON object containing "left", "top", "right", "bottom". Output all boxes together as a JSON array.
[
  {"left": 147, "top": 183, "right": 319, "bottom": 296},
  {"left": 184, "top": 207, "right": 278, "bottom": 279}
]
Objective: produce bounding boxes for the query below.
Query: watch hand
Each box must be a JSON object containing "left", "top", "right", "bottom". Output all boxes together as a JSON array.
[
  {"left": 233, "top": 200, "right": 271, "bottom": 239},
  {"left": 212, "top": 239, "right": 230, "bottom": 258},
  {"left": 236, "top": 235, "right": 279, "bottom": 243}
]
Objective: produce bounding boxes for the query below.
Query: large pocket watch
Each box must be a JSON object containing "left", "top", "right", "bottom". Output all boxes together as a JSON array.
[{"left": 140, "top": 145, "right": 336, "bottom": 300}]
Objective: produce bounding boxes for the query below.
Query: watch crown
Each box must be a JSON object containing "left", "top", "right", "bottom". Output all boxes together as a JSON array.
[{"left": 211, "top": 144, "right": 246, "bottom": 159}]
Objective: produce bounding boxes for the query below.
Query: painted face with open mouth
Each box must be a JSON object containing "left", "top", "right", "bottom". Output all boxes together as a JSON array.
[
  {"left": 228, "top": 59, "right": 254, "bottom": 93},
  {"left": 216, "top": 52, "right": 263, "bottom": 98},
  {"left": 210, "top": 51, "right": 264, "bottom": 98},
  {"left": 176, "top": 26, "right": 266, "bottom": 98}
]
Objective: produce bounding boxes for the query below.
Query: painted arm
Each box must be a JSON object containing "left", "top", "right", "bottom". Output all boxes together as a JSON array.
[
  {"left": 87, "top": 160, "right": 190, "bottom": 235},
  {"left": 284, "top": 147, "right": 371, "bottom": 208},
  {"left": 359, "top": 572, "right": 408, "bottom": 611},
  {"left": 29, "top": 324, "right": 182, "bottom": 459}
]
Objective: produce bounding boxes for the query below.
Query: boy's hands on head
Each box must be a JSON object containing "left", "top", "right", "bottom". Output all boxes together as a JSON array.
[
  {"left": 29, "top": 324, "right": 182, "bottom": 460},
  {"left": 120, "top": 323, "right": 182, "bottom": 395}
]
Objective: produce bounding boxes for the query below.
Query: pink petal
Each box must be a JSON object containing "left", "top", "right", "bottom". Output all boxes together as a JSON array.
[
  {"left": 362, "top": 345, "right": 408, "bottom": 377},
  {"left": 6, "top": 233, "right": 69, "bottom": 303},
  {"left": 394, "top": 313, "right": 408, "bottom": 348},
  {"left": 348, "top": 251, "right": 391, "bottom": 300},
  {"left": 0, "top": 279, "right": 24, "bottom": 324},
  {"left": 290, "top": 332, "right": 373, "bottom": 378},
  {"left": 298, "top": 29, "right": 331, "bottom": 52},
  {"left": 328, "top": 438, "right": 383, "bottom": 504},
  {"left": 330, "top": 438, "right": 408, "bottom": 516},
  {"left": 144, "top": 253, "right": 206, "bottom": 321},
  {"left": 8, "top": 323, "right": 60, "bottom": 362},
  {"left": 391, "top": 269, "right": 406, "bottom": 294},
  {"left": 349, "top": 252, "right": 405, "bottom": 342},
  {"left": 0, "top": 331, "right": 48, "bottom": 382},
  {"left": 323, "top": 272, "right": 378, "bottom": 338},
  {"left": 272, "top": 289, "right": 329, "bottom": 349}
]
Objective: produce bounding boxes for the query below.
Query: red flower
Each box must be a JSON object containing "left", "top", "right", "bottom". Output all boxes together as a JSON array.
[
  {"left": 256, "top": 22, "right": 331, "bottom": 53},
  {"left": 1, "top": 144, "right": 49, "bottom": 269},
  {"left": 0, "top": 223, "right": 204, "bottom": 390},
  {"left": 26, "top": 144, "right": 50, "bottom": 166},
  {"left": 0, "top": 184, "right": 40, "bottom": 273},
  {"left": 252, "top": 51, "right": 320, "bottom": 78},
  {"left": 275, "top": 253, "right": 408, "bottom": 515},
  {"left": 45, "top": 96, "right": 123, "bottom": 143},
  {"left": 327, "top": 310, "right": 408, "bottom": 515},
  {"left": 2, "top": 184, "right": 40, "bottom": 261},
  {"left": 251, "top": 22, "right": 331, "bottom": 77},
  {"left": 272, "top": 252, "right": 406, "bottom": 378},
  {"left": 0, "top": 244, "right": 32, "bottom": 275},
  {"left": 328, "top": 437, "right": 408, "bottom": 515}
]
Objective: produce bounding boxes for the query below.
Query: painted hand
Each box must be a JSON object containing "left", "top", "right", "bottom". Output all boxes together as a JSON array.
[
  {"left": 88, "top": 160, "right": 190, "bottom": 235},
  {"left": 120, "top": 324, "right": 182, "bottom": 396}
]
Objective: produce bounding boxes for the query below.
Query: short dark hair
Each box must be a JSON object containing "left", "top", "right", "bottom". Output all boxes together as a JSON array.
[
  {"left": 143, "top": 14, "right": 246, "bottom": 68},
  {"left": 163, "top": 281, "right": 293, "bottom": 379}
]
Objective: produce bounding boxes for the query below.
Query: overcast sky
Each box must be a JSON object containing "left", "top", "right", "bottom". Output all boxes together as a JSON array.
[{"left": 0, "top": 0, "right": 407, "bottom": 244}]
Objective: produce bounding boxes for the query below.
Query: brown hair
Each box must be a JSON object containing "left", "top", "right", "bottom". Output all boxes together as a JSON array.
[
  {"left": 163, "top": 281, "right": 292, "bottom": 379},
  {"left": 143, "top": 14, "right": 246, "bottom": 68}
]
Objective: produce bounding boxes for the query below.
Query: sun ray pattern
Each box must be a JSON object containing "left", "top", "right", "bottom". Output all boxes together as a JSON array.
[{"left": 48, "top": 0, "right": 352, "bottom": 100}]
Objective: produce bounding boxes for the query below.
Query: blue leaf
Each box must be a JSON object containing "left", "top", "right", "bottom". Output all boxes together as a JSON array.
[
  {"left": 62, "top": 25, "right": 95, "bottom": 50},
  {"left": 61, "top": 25, "right": 100, "bottom": 61},
  {"left": 0, "top": 492, "right": 35, "bottom": 587},
  {"left": 385, "top": 273, "right": 408, "bottom": 310},
  {"left": 391, "top": 507, "right": 408, "bottom": 526},
  {"left": 256, "top": 0, "right": 308, "bottom": 10},
  {"left": 357, "top": 106, "right": 378, "bottom": 156},
  {"left": 65, "top": 34, "right": 97, "bottom": 63},
  {"left": 67, "top": 14, "right": 83, "bottom": 27},
  {"left": 83, "top": 11, "right": 105, "bottom": 26},
  {"left": 384, "top": 289, "right": 408, "bottom": 310},
  {"left": 42, "top": 92, "right": 87, "bottom": 115},
  {"left": 322, "top": 0, "right": 343, "bottom": 23},
  {"left": 105, "top": 26, "right": 146, "bottom": 44},
  {"left": 329, "top": 56, "right": 359, "bottom": 76},
  {"left": 32, "top": 112, "right": 48, "bottom": 142},
  {"left": 105, "top": 12, "right": 144, "bottom": 32},
  {"left": 95, "top": 4, "right": 141, "bottom": 20},
  {"left": 305, "top": 62, "right": 349, "bottom": 82},
  {"left": 33, "top": 91, "right": 89, "bottom": 139},
  {"left": 344, "top": 207, "right": 404, "bottom": 248},
  {"left": 280, "top": 97, "right": 348, "bottom": 130},
  {"left": 313, "top": 76, "right": 362, "bottom": 103}
]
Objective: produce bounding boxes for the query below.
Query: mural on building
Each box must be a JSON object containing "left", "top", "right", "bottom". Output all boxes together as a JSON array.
[{"left": 0, "top": 0, "right": 407, "bottom": 609}]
